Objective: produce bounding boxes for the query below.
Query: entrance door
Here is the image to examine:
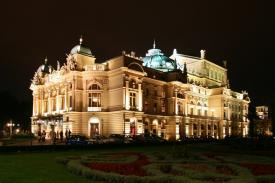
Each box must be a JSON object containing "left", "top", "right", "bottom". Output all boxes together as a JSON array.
[
  {"left": 90, "top": 123, "right": 99, "bottom": 138},
  {"left": 130, "top": 122, "right": 136, "bottom": 136}
]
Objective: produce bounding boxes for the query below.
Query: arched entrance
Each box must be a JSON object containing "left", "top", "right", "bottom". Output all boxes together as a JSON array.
[
  {"left": 152, "top": 119, "right": 159, "bottom": 136},
  {"left": 130, "top": 117, "right": 137, "bottom": 136},
  {"left": 88, "top": 117, "right": 100, "bottom": 138},
  {"left": 144, "top": 118, "right": 150, "bottom": 134}
]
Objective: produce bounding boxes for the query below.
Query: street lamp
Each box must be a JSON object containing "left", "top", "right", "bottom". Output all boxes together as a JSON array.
[{"left": 6, "top": 121, "right": 15, "bottom": 137}]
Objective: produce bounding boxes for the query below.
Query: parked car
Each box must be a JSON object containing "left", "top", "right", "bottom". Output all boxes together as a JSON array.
[
  {"left": 66, "top": 135, "right": 89, "bottom": 145},
  {"left": 88, "top": 135, "right": 109, "bottom": 144},
  {"left": 108, "top": 134, "right": 125, "bottom": 144}
]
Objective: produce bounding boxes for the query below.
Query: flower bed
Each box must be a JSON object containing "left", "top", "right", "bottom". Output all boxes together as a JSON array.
[
  {"left": 240, "top": 163, "right": 275, "bottom": 176},
  {"left": 85, "top": 152, "right": 150, "bottom": 176}
]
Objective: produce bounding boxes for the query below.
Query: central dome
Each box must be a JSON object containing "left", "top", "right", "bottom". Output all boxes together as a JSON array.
[
  {"left": 142, "top": 41, "right": 176, "bottom": 72},
  {"left": 70, "top": 37, "right": 93, "bottom": 56}
]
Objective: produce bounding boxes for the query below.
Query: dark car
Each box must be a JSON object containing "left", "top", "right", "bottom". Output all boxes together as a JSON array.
[
  {"left": 108, "top": 134, "right": 125, "bottom": 144},
  {"left": 66, "top": 135, "right": 89, "bottom": 145},
  {"left": 88, "top": 135, "right": 109, "bottom": 144}
]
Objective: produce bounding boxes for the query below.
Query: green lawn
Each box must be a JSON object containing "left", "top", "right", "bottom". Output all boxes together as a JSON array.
[
  {"left": 1, "top": 143, "right": 275, "bottom": 183},
  {"left": 0, "top": 150, "right": 103, "bottom": 183}
]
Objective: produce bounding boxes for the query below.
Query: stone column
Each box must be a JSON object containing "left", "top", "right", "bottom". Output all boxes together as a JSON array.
[
  {"left": 65, "top": 87, "right": 68, "bottom": 111},
  {"left": 174, "top": 90, "right": 178, "bottom": 115},
  {"left": 125, "top": 80, "right": 130, "bottom": 110},
  {"left": 138, "top": 83, "right": 142, "bottom": 111},
  {"left": 211, "top": 121, "right": 214, "bottom": 137},
  {"left": 56, "top": 88, "right": 60, "bottom": 113}
]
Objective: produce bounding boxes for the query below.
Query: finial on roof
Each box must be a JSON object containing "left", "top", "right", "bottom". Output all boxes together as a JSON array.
[
  {"left": 200, "top": 49, "right": 206, "bottom": 59},
  {"left": 173, "top": 48, "right": 177, "bottom": 55},
  {"left": 223, "top": 60, "right": 227, "bottom": 68},
  {"left": 44, "top": 56, "right": 48, "bottom": 64},
  {"left": 153, "top": 39, "right": 156, "bottom": 49},
  {"left": 79, "top": 35, "right": 83, "bottom": 45}
]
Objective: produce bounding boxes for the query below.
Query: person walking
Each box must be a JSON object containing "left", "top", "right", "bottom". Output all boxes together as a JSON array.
[
  {"left": 42, "top": 130, "right": 46, "bottom": 143},
  {"left": 38, "top": 130, "right": 42, "bottom": 143},
  {"left": 60, "top": 130, "right": 63, "bottom": 142},
  {"left": 68, "top": 129, "right": 71, "bottom": 138},
  {"left": 65, "top": 129, "right": 68, "bottom": 140}
]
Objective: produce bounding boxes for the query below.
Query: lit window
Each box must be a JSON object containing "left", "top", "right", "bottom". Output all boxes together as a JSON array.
[
  {"left": 129, "top": 92, "right": 136, "bottom": 109},
  {"left": 52, "top": 99, "right": 56, "bottom": 111},
  {"left": 44, "top": 101, "right": 48, "bottom": 113},
  {"left": 153, "top": 103, "right": 157, "bottom": 113},
  {"left": 90, "top": 84, "right": 101, "bottom": 90},
  {"left": 129, "top": 81, "right": 136, "bottom": 89},
  {"left": 190, "top": 108, "right": 194, "bottom": 115},
  {"left": 197, "top": 109, "right": 201, "bottom": 116},
  {"left": 161, "top": 100, "right": 165, "bottom": 113},
  {"left": 88, "top": 93, "right": 101, "bottom": 107},
  {"left": 144, "top": 101, "right": 148, "bottom": 112}
]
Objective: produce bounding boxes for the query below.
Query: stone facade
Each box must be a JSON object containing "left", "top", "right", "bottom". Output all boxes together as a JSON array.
[{"left": 30, "top": 39, "right": 250, "bottom": 140}]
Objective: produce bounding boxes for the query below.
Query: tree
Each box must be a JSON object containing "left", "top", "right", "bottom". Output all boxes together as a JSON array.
[{"left": 0, "top": 91, "right": 31, "bottom": 137}]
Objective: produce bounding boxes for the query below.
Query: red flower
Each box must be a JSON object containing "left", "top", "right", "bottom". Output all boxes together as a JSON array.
[{"left": 85, "top": 152, "right": 150, "bottom": 176}]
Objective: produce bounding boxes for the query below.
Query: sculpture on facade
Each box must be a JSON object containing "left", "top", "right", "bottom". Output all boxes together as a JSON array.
[{"left": 66, "top": 54, "right": 77, "bottom": 71}]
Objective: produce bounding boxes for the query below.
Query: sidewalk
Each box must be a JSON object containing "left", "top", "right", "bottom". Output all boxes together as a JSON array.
[{"left": 1, "top": 138, "right": 66, "bottom": 146}]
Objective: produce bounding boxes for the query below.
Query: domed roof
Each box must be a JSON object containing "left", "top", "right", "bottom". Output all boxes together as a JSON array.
[
  {"left": 70, "top": 37, "right": 93, "bottom": 56},
  {"left": 142, "top": 41, "right": 176, "bottom": 72},
  {"left": 37, "top": 57, "right": 53, "bottom": 74}
]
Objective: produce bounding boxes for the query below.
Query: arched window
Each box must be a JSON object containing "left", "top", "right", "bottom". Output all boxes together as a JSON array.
[
  {"left": 89, "top": 84, "right": 101, "bottom": 90},
  {"left": 129, "top": 80, "right": 137, "bottom": 89},
  {"left": 177, "top": 93, "right": 184, "bottom": 99}
]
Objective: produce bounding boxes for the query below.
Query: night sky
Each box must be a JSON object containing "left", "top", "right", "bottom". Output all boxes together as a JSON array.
[{"left": 0, "top": 0, "right": 274, "bottom": 106}]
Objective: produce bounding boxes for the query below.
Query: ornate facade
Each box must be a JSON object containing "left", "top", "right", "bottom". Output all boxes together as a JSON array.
[{"left": 30, "top": 38, "right": 250, "bottom": 140}]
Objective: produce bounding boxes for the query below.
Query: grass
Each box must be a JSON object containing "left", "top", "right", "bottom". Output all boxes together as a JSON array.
[
  {"left": 0, "top": 150, "right": 103, "bottom": 183},
  {"left": 1, "top": 143, "right": 275, "bottom": 183}
]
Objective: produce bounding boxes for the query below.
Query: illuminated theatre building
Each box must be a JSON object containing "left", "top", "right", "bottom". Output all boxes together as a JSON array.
[{"left": 30, "top": 38, "right": 250, "bottom": 140}]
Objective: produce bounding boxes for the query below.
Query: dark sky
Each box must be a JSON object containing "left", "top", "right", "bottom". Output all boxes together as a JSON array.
[{"left": 0, "top": 0, "right": 274, "bottom": 105}]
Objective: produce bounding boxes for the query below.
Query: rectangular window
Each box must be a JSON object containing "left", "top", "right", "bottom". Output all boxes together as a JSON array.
[
  {"left": 52, "top": 99, "right": 56, "bottom": 111},
  {"left": 190, "top": 108, "right": 193, "bottom": 115},
  {"left": 88, "top": 93, "right": 101, "bottom": 107},
  {"left": 161, "top": 100, "right": 165, "bottom": 113},
  {"left": 129, "top": 92, "right": 136, "bottom": 109},
  {"left": 153, "top": 103, "right": 157, "bottom": 113},
  {"left": 197, "top": 109, "right": 201, "bottom": 116},
  {"left": 61, "top": 96, "right": 65, "bottom": 110},
  {"left": 144, "top": 101, "right": 148, "bottom": 112},
  {"left": 92, "top": 93, "right": 101, "bottom": 107}
]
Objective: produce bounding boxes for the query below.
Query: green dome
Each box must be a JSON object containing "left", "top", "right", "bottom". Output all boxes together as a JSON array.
[
  {"left": 70, "top": 44, "right": 92, "bottom": 56},
  {"left": 142, "top": 41, "right": 176, "bottom": 72},
  {"left": 70, "top": 37, "right": 93, "bottom": 56},
  {"left": 37, "top": 58, "right": 53, "bottom": 74}
]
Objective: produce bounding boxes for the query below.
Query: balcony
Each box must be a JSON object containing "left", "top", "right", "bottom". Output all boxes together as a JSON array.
[
  {"left": 84, "top": 64, "right": 106, "bottom": 71},
  {"left": 188, "top": 114, "right": 220, "bottom": 120},
  {"left": 88, "top": 107, "right": 102, "bottom": 112}
]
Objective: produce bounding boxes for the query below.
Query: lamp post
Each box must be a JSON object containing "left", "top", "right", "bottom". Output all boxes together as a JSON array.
[{"left": 6, "top": 121, "right": 15, "bottom": 137}]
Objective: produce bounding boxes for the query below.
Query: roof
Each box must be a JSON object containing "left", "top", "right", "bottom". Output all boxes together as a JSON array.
[
  {"left": 70, "top": 44, "right": 93, "bottom": 56},
  {"left": 142, "top": 41, "right": 176, "bottom": 72}
]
